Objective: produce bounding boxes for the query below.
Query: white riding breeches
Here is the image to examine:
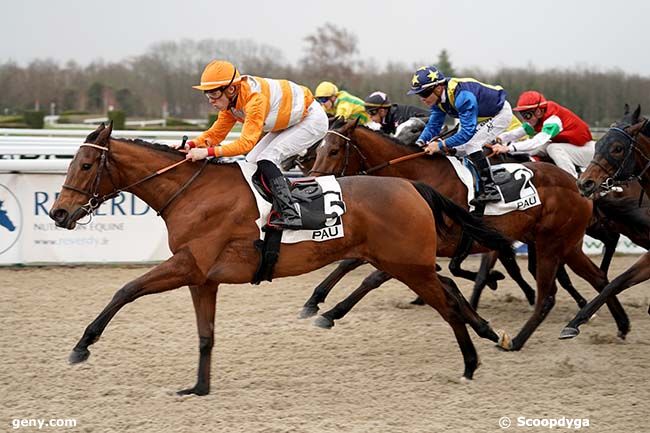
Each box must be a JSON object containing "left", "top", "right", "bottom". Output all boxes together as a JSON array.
[
  {"left": 530, "top": 140, "right": 595, "bottom": 178},
  {"left": 455, "top": 101, "right": 513, "bottom": 157},
  {"left": 246, "top": 100, "right": 328, "bottom": 165}
]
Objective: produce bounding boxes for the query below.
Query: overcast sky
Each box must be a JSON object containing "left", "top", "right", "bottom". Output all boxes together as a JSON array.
[{"left": 3, "top": 0, "right": 649, "bottom": 76}]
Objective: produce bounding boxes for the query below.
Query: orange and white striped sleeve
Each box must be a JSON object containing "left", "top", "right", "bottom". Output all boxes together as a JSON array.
[
  {"left": 193, "top": 111, "right": 237, "bottom": 148},
  {"left": 213, "top": 93, "right": 268, "bottom": 157}
]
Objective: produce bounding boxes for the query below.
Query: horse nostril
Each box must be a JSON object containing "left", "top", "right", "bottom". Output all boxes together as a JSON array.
[
  {"left": 577, "top": 179, "right": 596, "bottom": 195},
  {"left": 50, "top": 208, "right": 69, "bottom": 223}
]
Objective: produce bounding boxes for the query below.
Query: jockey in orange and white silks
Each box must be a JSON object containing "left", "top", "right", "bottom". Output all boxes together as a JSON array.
[
  {"left": 185, "top": 60, "right": 328, "bottom": 165},
  {"left": 491, "top": 91, "right": 594, "bottom": 178},
  {"left": 179, "top": 60, "right": 328, "bottom": 229}
]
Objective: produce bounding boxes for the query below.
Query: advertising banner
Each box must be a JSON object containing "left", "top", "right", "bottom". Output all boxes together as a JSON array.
[
  {"left": 0, "top": 173, "right": 644, "bottom": 265},
  {"left": 0, "top": 173, "right": 171, "bottom": 265}
]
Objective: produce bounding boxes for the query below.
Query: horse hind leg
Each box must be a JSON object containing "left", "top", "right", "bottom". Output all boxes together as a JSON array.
[
  {"left": 299, "top": 258, "right": 365, "bottom": 318},
  {"left": 398, "top": 270, "right": 482, "bottom": 380},
  {"left": 439, "top": 275, "right": 505, "bottom": 345},
  {"left": 314, "top": 270, "right": 392, "bottom": 329}
]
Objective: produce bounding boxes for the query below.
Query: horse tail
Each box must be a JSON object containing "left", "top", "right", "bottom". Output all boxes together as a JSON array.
[{"left": 411, "top": 181, "right": 514, "bottom": 259}]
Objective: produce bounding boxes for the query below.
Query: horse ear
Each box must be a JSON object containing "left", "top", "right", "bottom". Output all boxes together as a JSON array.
[
  {"left": 96, "top": 121, "right": 113, "bottom": 145},
  {"left": 84, "top": 122, "right": 106, "bottom": 143},
  {"left": 624, "top": 104, "right": 630, "bottom": 115},
  {"left": 632, "top": 105, "right": 641, "bottom": 123}
]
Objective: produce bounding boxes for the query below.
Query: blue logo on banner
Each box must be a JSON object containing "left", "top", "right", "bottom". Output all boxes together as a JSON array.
[{"left": 0, "top": 184, "right": 22, "bottom": 255}]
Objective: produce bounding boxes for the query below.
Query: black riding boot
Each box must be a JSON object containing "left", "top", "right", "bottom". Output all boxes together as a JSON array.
[
  {"left": 468, "top": 151, "right": 501, "bottom": 205},
  {"left": 257, "top": 160, "right": 303, "bottom": 229}
]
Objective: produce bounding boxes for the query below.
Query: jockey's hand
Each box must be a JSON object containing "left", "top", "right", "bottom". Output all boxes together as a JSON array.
[
  {"left": 491, "top": 136, "right": 503, "bottom": 145},
  {"left": 423, "top": 141, "right": 442, "bottom": 155},
  {"left": 186, "top": 147, "right": 209, "bottom": 161},
  {"left": 172, "top": 139, "right": 195, "bottom": 153},
  {"left": 491, "top": 143, "right": 510, "bottom": 155}
]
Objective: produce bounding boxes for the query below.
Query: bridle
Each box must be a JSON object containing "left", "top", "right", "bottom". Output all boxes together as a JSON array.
[
  {"left": 590, "top": 120, "right": 650, "bottom": 192},
  {"left": 308, "top": 130, "right": 371, "bottom": 177},
  {"left": 62, "top": 142, "right": 205, "bottom": 222}
]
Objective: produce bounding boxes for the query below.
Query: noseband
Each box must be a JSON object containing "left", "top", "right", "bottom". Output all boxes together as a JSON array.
[{"left": 592, "top": 121, "right": 650, "bottom": 191}]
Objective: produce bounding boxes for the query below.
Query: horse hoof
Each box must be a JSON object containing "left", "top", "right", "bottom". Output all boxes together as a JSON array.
[
  {"left": 68, "top": 347, "right": 90, "bottom": 364},
  {"left": 496, "top": 330, "right": 513, "bottom": 351},
  {"left": 460, "top": 376, "right": 472, "bottom": 383},
  {"left": 617, "top": 330, "right": 628, "bottom": 340},
  {"left": 410, "top": 296, "right": 425, "bottom": 305},
  {"left": 177, "top": 385, "right": 209, "bottom": 396},
  {"left": 298, "top": 305, "right": 319, "bottom": 319},
  {"left": 313, "top": 315, "right": 334, "bottom": 329},
  {"left": 559, "top": 327, "right": 580, "bottom": 340}
]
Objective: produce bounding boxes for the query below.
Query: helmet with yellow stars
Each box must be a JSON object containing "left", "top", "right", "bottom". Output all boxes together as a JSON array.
[{"left": 407, "top": 65, "right": 447, "bottom": 95}]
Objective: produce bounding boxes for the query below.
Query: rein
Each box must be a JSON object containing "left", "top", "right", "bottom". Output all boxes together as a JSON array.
[
  {"left": 62, "top": 142, "right": 201, "bottom": 222},
  {"left": 310, "top": 125, "right": 459, "bottom": 176}
]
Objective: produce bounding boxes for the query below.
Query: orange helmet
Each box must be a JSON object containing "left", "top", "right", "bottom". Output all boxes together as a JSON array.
[
  {"left": 192, "top": 60, "right": 241, "bottom": 91},
  {"left": 513, "top": 91, "right": 548, "bottom": 112}
]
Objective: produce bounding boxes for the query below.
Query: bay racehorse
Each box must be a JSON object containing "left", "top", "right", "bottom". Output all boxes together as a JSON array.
[
  {"left": 49, "top": 122, "right": 514, "bottom": 395},
  {"left": 561, "top": 105, "right": 650, "bottom": 339},
  {"left": 306, "top": 120, "right": 631, "bottom": 350}
]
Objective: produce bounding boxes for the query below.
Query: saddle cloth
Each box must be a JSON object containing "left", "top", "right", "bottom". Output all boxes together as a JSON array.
[
  {"left": 446, "top": 157, "right": 541, "bottom": 216},
  {"left": 237, "top": 161, "right": 346, "bottom": 243}
]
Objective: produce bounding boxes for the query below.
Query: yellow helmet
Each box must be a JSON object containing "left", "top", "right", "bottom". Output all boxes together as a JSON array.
[
  {"left": 314, "top": 81, "right": 339, "bottom": 98},
  {"left": 192, "top": 60, "right": 241, "bottom": 91}
]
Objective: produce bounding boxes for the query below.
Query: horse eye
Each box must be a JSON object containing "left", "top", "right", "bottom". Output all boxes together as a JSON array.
[
  {"left": 613, "top": 145, "right": 624, "bottom": 153},
  {"left": 81, "top": 163, "right": 92, "bottom": 170},
  {"left": 328, "top": 148, "right": 339, "bottom": 156}
]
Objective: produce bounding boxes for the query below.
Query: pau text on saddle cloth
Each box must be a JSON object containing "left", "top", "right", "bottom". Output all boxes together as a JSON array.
[
  {"left": 497, "top": 415, "right": 590, "bottom": 429},
  {"left": 11, "top": 418, "right": 77, "bottom": 429}
]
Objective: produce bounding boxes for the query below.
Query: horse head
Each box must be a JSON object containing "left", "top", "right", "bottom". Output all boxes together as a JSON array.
[
  {"left": 49, "top": 122, "right": 119, "bottom": 229},
  {"left": 310, "top": 118, "right": 366, "bottom": 177},
  {"left": 578, "top": 105, "right": 650, "bottom": 198},
  {"left": 394, "top": 117, "right": 426, "bottom": 145}
]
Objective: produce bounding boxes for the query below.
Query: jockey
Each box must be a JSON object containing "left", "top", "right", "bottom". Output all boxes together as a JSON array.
[
  {"left": 180, "top": 60, "right": 328, "bottom": 229},
  {"left": 314, "top": 81, "right": 369, "bottom": 124},
  {"left": 363, "top": 91, "right": 429, "bottom": 135},
  {"left": 491, "top": 91, "right": 594, "bottom": 178},
  {"left": 409, "top": 65, "right": 513, "bottom": 204}
]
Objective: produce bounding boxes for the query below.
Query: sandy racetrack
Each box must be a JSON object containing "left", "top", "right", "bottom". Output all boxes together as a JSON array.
[{"left": 0, "top": 255, "right": 648, "bottom": 432}]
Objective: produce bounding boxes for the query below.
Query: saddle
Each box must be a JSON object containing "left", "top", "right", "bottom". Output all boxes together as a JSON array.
[{"left": 252, "top": 174, "right": 345, "bottom": 230}]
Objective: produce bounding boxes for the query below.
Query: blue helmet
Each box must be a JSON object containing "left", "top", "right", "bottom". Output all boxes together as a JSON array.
[{"left": 407, "top": 65, "right": 447, "bottom": 95}]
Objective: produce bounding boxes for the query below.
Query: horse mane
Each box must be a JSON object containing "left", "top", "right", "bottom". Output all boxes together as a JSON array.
[
  {"left": 356, "top": 125, "right": 423, "bottom": 153},
  {"left": 111, "top": 137, "right": 186, "bottom": 156}
]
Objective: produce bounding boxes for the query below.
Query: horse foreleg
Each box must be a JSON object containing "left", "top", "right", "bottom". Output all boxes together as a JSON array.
[
  {"left": 69, "top": 251, "right": 202, "bottom": 364},
  {"left": 562, "top": 247, "right": 630, "bottom": 339},
  {"left": 178, "top": 282, "right": 219, "bottom": 396},
  {"left": 314, "top": 270, "right": 392, "bottom": 329},
  {"left": 469, "top": 252, "right": 498, "bottom": 309},
  {"left": 299, "top": 258, "right": 365, "bottom": 319},
  {"left": 561, "top": 253, "right": 649, "bottom": 339},
  {"left": 505, "top": 253, "right": 560, "bottom": 351},
  {"left": 556, "top": 265, "right": 588, "bottom": 308}
]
